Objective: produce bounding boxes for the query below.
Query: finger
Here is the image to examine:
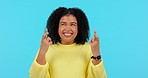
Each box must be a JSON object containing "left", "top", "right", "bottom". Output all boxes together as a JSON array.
[
  {"left": 47, "top": 37, "right": 52, "bottom": 42},
  {"left": 90, "top": 38, "right": 94, "bottom": 43},
  {"left": 42, "top": 34, "right": 46, "bottom": 40},
  {"left": 46, "top": 28, "right": 49, "bottom": 35},
  {"left": 46, "top": 28, "right": 48, "bottom": 32},
  {"left": 49, "top": 40, "right": 52, "bottom": 44},
  {"left": 94, "top": 30, "right": 98, "bottom": 40}
]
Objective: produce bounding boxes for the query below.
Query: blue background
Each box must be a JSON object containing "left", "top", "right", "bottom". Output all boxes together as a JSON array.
[{"left": 0, "top": 0, "right": 148, "bottom": 78}]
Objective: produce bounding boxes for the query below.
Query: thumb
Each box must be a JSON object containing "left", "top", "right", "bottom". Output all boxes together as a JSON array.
[{"left": 89, "top": 38, "right": 94, "bottom": 45}]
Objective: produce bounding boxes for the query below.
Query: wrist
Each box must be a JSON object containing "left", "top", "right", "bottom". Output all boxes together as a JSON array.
[
  {"left": 92, "top": 59, "right": 102, "bottom": 65},
  {"left": 91, "top": 55, "right": 101, "bottom": 60},
  {"left": 92, "top": 51, "right": 100, "bottom": 57},
  {"left": 39, "top": 49, "right": 47, "bottom": 56},
  {"left": 36, "top": 51, "right": 46, "bottom": 65},
  {"left": 36, "top": 55, "right": 46, "bottom": 65},
  {"left": 91, "top": 55, "right": 102, "bottom": 65}
]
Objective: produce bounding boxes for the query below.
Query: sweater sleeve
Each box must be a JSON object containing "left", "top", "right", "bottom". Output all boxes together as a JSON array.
[
  {"left": 86, "top": 59, "right": 107, "bottom": 78},
  {"left": 29, "top": 50, "right": 50, "bottom": 78}
]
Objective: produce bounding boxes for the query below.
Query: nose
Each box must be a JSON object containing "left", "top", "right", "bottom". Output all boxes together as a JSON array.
[{"left": 65, "top": 25, "right": 71, "bottom": 31}]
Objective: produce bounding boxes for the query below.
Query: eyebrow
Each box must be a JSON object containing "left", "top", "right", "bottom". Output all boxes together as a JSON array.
[
  {"left": 60, "top": 22, "right": 66, "bottom": 24},
  {"left": 71, "top": 22, "right": 77, "bottom": 24},
  {"left": 60, "top": 22, "right": 77, "bottom": 24}
]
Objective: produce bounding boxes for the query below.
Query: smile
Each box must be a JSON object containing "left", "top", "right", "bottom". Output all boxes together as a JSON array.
[{"left": 63, "top": 33, "right": 73, "bottom": 37}]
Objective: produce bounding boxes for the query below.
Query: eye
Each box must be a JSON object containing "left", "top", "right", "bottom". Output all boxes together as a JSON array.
[
  {"left": 60, "top": 23, "right": 66, "bottom": 26},
  {"left": 71, "top": 23, "right": 76, "bottom": 26}
]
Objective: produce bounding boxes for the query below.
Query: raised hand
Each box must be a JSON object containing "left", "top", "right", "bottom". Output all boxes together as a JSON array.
[
  {"left": 36, "top": 28, "right": 52, "bottom": 65},
  {"left": 89, "top": 30, "right": 100, "bottom": 57},
  {"left": 39, "top": 28, "right": 52, "bottom": 55}
]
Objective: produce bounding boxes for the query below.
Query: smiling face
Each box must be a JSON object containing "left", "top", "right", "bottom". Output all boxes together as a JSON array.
[{"left": 58, "top": 15, "right": 78, "bottom": 45}]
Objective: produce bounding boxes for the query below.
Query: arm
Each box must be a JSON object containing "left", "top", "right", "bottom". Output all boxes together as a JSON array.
[
  {"left": 29, "top": 56, "right": 50, "bottom": 78},
  {"left": 29, "top": 29, "right": 52, "bottom": 78},
  {"left": 86, "top": 59, "right": 107, "bottom": 78},
  {"left": 88, "top": 30, "right": 107, "bottom": 78}
]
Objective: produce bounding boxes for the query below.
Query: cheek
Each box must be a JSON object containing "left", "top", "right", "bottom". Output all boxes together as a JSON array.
[
  {"left": 76, "top": 26, "right": 78, "bottom": 33},
  {"left": 74, "top": 27, "right": 78, "bottom": 35},
  {"left": 58, "top": 27, "right": 63, "bottom": 36}
]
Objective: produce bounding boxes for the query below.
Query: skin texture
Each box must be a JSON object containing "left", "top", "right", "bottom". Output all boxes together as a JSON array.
[
  {"left": 36, "top": 15, "right": 101, "bottom": 65},
  {"left": 58, "top": 15, "right": 78, "bottom": 45},
  {"left": 90, "top": 30, "right": 102, "bottom": 65}
]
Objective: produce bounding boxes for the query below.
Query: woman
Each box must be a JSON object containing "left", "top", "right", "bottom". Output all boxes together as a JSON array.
[{"left": 29, "top": 7, "right": 107, "bottom": 78}]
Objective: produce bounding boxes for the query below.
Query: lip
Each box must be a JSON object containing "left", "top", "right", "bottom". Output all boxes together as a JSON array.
[{"left": 63, "top": 32, "right": 73, "bottom": 37}]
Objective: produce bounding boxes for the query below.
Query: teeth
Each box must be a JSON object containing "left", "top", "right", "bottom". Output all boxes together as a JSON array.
[{"left": 64, "top": 33, "right": 72, "bottom": 36}]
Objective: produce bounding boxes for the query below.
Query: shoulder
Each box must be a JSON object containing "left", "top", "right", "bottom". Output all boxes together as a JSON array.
[
  {"left": 81, "top": 42, "right": 92, "bottom": 60},
  {"left": 82, "top": 42, "right": 92, "bottom": 54},
  {"left": 83, "top": 42, "right": 91, "bottom": 48},
  {"left": 49, "top": 43, "right": 60, "bottom": 48}
]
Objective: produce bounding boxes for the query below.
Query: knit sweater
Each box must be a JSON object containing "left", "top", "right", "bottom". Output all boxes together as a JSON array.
[{"left": 29, "top": 42, "right": 107, "bottom": 78}]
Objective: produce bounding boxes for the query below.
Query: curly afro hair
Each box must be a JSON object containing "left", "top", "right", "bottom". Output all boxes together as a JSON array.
[{"left": 46, "top": 7, "right": 90, "bottom": 44}]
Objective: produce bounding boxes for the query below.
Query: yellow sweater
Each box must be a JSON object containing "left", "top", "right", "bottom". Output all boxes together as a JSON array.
[{"left": 29, "top": 42, "right": 107, "bottom": 78}]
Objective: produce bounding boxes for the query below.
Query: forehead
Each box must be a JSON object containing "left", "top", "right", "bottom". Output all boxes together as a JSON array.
[{"left": 60, "top": 15, "right": 77, "bottom": 22}]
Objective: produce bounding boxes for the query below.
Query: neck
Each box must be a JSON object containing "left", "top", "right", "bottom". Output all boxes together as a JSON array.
[{"left": 61, "top": 41, "right": 74, "bottom": 45}]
